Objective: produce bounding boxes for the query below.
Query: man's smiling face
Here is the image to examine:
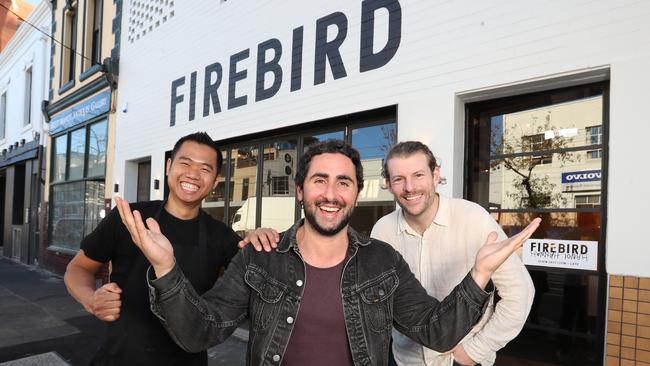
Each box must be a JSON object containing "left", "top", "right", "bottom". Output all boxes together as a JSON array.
[
  {"left": 166, "top": 140, "right": 218, "bottom": 207},
  {"left": 297, "top": 153, "right": 359, "bottom": 236}
]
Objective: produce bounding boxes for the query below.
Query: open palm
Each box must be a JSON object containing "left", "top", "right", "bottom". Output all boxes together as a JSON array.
[
  {"left": 472, "top": 218, "right": 541, "bottom": 288},
  {"left": 115, "top": 197, "right": 176, "bottom": 277}
]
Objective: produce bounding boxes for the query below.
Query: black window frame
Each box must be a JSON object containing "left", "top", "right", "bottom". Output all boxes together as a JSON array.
[
  {"left": 464, "top": 82, "right": 609, "bottom": 365},
  {"left": 194, "top": 106, "right": 397, "bottom": 230},
  {"left": 48, "top": 116, "right": 108, "bottom": 253}
]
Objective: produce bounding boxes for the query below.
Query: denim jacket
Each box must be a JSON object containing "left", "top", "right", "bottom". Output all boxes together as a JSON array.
[{"left": 148, "top": 221, "right": 492, "bottom": 366}]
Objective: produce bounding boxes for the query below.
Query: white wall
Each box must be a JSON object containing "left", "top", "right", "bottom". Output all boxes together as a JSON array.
[
  {"left": 0, "top": 0, "right": 51, "bottom": 149},
  {"left": 115, "top": 0, "right": 650, "bottom": 276}
]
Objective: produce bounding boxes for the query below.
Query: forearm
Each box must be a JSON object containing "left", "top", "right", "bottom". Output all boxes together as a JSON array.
[
  {"left": 64, "top": 265, "right": 98, "bottom": 314},
  {"left": 462, "top": 254, "right": 535, "bottom": 361},
  {"left": 393, "top": 255, "right": 492, "bottom": 351}
]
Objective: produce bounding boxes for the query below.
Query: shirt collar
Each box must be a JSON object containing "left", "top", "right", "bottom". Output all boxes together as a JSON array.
[{"left": 396, "top": 194, "right": 451, "bottom": 236}]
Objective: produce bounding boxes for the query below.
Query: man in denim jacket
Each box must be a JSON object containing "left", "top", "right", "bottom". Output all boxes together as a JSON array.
[{"left": 116, "top": 140, "right": 540, "bottom": 366}]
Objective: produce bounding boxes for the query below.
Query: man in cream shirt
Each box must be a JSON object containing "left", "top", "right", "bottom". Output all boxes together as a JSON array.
[{"left": 371, "top": 141, "right": 534, "bottom": 366}]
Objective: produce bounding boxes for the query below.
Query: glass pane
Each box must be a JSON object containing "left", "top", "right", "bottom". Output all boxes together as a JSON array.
[
  {"left": 488, "top": 151, "right": 602, "bottom": 210},
  {"left": 228, "top": 145, "right": 259, "bottom": 236},
  {"left": 49, "top": 181, "right": 85, "bottom": 250},
  {"left": 350, "top": 123, "right": 396, "bottom": 235},
  {"left": 87, "top": 120, "right": 107, "bottom": 177},
  {"left": 203, "top": 157, "right": 229, "bottom": 222},
  {"left": 303, "top": 130, "right": 344, "bottom": 150},
  {"left": 69, "top": 128, "right": 86, "bottom": 179},
  {"left": 137, "top": 161, "right": 151, "bottom": 202},
  {"left": 52, "top": 134, "right": 68, "bottom": 182},
  {"left": 502, "top": 272, "right": 600, "bottom": 365},
  {"left": 490, "top": 95, "right": 603, "bottom": 156},
  {"left": 84, "top": 180, "right": 105, "bottom": 237},
  {"left": 260, "top": 139, "right": 298, "bottom": 232}
]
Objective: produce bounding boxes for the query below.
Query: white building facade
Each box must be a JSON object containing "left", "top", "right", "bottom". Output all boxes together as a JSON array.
[
  {"left": 114, "top": 1, "right": 650, "bottom": 364},
  {"left": 0, "top": 0, "right": 50, "bottom": 264}
]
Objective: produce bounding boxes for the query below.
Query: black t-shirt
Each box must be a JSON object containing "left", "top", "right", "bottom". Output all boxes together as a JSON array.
[{"left": 81, "top": 200, "right": 241, "bottom": 366}]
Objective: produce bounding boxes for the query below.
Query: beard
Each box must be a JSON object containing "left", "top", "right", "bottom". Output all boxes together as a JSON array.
[{"left": 303, "top": 199, "right": 353, "bottom": 236}]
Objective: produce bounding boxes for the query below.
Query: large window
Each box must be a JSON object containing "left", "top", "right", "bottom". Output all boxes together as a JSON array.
[
  {"left": 466, "top": 83, "right": 607, "bottom": 366},
  {"left": 202, "top": 107, "right": 396, "bottom": 237},
  {"left": 49, "top": 119, "right": 107, "bottom": 251}
]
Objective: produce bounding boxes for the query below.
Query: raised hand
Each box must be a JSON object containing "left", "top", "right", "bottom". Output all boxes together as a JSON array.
[
  {"left": 238, "top": 228, "right": 280, "bottom": 252},
  {"left": 115, "top": 196, "right": 175, "bottom": 278},
  {"left": 91, "top": 282, "right": 122, "bottom": 321},
  {"left": 471, "top": 218, "right": 541, "bottom": 289}
]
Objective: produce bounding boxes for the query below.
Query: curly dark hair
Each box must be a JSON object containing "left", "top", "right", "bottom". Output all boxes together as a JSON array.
[
  {"left": 295, "top": 140, "right": 364, "bottom": 192},
  {"left": 170, "top": 132, "right": 223, "bottom": 175},
  {"left": 381, "top": 141, "right": 438, "bottom": 180}
]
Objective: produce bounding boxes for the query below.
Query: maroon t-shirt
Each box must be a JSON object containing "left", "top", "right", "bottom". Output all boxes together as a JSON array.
[{"left": 282, "top": 260, "right": 354, "bottom": 365}]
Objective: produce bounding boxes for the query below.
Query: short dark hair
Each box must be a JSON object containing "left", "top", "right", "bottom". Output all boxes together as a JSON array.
[
  {"left": 382, "top": 141, "right": 438, "bottom": 180},
  {"left": 170, "top": 132, "right": 223, "bottom": 174},
  {"left": 295, "top": 140, "right": 364, "bottom": 192}
]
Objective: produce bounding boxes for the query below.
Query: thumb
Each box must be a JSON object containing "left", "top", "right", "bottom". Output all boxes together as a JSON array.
[
  {"left": 146, "top": 217, "right": 162, "bottom": 234},
  {"left": 484, "top": 231, "right": 499, "bottom": 246},
  {"left": 238, "top": 238, "right": 249, "bottom": 249},
  {"left": 104, "top": 282, "right": 122, "bottom": 293}
]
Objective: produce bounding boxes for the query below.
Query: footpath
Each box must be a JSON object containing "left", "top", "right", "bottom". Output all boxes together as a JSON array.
[{"left": 0, "top": 257, "right": 246, "bottom": 365}]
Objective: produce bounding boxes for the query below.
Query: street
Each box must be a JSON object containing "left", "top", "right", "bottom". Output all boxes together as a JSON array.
[{"left": 0, "top": 257, "right": 246, "bottom": 365}]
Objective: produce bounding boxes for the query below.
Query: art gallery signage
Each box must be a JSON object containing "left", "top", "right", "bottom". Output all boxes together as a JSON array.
[{"left": 49, "top": 89, "right": 111, "bottom": 134}]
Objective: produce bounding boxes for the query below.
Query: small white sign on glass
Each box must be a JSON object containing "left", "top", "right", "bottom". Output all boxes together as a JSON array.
[{"left": 523, "top": 239, "right": 598, "bottom": 271}]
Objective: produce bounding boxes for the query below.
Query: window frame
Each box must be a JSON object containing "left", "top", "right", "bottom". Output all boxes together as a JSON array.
[
  {"left": 210, "top": 106, "right": 397, "bottom": 232},
  {"left": 59, "top": 2, "right": 78, "bottom": 90}
]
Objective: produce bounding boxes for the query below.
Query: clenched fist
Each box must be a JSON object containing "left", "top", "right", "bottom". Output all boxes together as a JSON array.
[{"left": 90, "top": 282, "right": 122, "bottom": 322}]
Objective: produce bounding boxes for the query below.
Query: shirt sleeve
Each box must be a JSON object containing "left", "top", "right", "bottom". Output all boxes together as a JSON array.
[
  {"left": 80, "top": 206, "right": 120, "bottom": 263},
  {"left": 460, "top": 211, "right": 535, "bottom": 363}
]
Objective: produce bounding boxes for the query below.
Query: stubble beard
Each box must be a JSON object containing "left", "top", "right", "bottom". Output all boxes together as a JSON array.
[{"left": 303, "top": 199, "right": 354, "bottom": 237}]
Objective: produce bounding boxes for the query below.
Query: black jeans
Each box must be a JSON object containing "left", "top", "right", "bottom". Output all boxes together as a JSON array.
[{"left": 452, "top": 361, "right": 482, "bottom": 366}]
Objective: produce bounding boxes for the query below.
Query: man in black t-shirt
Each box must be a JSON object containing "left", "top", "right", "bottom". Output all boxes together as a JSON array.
[{"left": 64, "top": 132, "right": 241, "bottom": 365}]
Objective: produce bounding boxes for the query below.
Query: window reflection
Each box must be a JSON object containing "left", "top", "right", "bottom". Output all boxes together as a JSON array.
[
  {"left": 69, "top": 128, "right": 86, "bottom": 180},
  {"left": 229, "top": 146, "right": 258, "bottom": 236},
  {"left": 489, "top": 151, "right": 602, "bottom": 210},
  {"left": 52, "top": 134, "right": 67, "bottom": 182},
  {"left": 350, "top": 123, "right": 396, "bottom": 235},
  {"left": 490, "top": 96, "right": 603, "bottom": 156},
  {"left": 87, "top": 120, "right": 107, "bottom": 177},
  {"left": 303, "top": 130, "right": 344, "bottom": 150},
  {"left": 260, "top": 139, "right": 297, "bottom": 233}
]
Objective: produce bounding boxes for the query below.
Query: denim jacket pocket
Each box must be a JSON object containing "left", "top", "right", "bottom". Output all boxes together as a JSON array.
[
  {"left": 358, "top": 270, "right": 398, "bottom": 332},
  {"left": 245, "top": 265, "right": 287, "bottom": 331}
]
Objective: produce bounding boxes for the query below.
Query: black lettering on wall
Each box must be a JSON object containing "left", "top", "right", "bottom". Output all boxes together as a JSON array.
[
  {"left": 228, "top": 49, "right": 250, "bottom": 110},
  {"left": 291, "top": 26, "right": 304, "bottom": 92},
  {"left": 170, "top": 76, "right": 185, "bottom": 126},
  {"left": 314, "top": 12, "right": 348, "bottom": 85},
  {"left": 189, "top": 71, "right": 197, "bottom": 121},
  {"left": 255, "top": 38, "right": 283, "bottom": 102},
  {"left": 203, "top": 62, "right": 223, "bottom": 117},
  {"left": 360, "top": 0, "right": 402, "bottom": 72}
]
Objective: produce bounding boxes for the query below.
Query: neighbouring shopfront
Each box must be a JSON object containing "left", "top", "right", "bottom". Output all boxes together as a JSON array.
[{"left": 44, "top": 88, "right": 109, "bottom": 265}]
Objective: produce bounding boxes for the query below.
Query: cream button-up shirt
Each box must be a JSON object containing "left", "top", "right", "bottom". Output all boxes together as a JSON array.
[{"left": 371, "top": 195, "right": 534, "bottom": 366}]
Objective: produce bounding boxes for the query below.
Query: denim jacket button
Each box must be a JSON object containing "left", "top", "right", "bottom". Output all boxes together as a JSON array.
[
  {"left": 287, "top": 316, "right": 294, "bottom": 324},
  {"left": 272, "top": 355, "right": 281, "bottom": 362},
  {"left": 296, "top": 280, "right": 303, "bottom": 287},
  {"left": 378, "top": 289, "right": 385, "bottom": 296}
]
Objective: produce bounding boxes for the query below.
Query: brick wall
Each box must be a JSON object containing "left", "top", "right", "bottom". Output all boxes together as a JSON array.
[{"left": 606, "top": 276, "right": 650, "bottom": 365}]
